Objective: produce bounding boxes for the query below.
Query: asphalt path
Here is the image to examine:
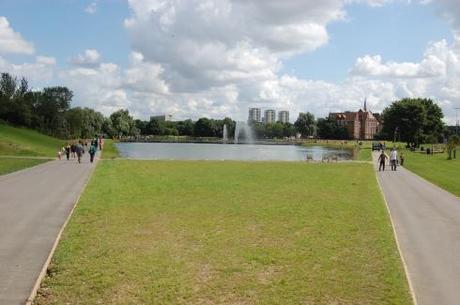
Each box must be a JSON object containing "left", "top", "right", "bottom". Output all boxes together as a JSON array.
[
  {"left": 0, "top": 152, "right": 96, "bottom": 305},
  {"left": 374, "top": 152, "right": 460, "bottom": 305}
]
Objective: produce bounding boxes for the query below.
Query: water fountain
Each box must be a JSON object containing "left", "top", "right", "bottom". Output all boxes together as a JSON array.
[
  {"left": 234, "top": 121, "right": 255, "bottom": 144},
  {"left": 223, "top": 124, "right": 228, "bottom": 143}
]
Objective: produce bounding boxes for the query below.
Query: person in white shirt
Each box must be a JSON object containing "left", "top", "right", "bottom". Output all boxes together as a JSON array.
[{"left": 390, "top": 148, "right": 398, "bottom": 171}]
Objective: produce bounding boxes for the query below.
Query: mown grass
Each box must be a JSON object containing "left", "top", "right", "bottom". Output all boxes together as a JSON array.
[
  {"left": 0, "top": 157, "right": 49, "bottom": 175},
  {"left": 101, "top": 139, "right": 119, "bottom": 159},
  {"left": 404, "top": 150, "right": 460, "bottom": 197},
  {"left": 0, "top": 124, "right": 63, "bottom": 157},
  {"left": 36, "top": 161, "right": 411, "bottom": 305}
]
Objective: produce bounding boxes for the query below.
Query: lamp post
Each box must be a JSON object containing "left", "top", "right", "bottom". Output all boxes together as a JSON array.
[
  {"left": 455, "top": 108, "right": 460, "bottom": 135},
  {"left": 393, "top": 126, "right": 399, "bottom": 147}
]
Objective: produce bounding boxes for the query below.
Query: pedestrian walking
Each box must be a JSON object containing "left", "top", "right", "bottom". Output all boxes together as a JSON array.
[
  {"left": 378, "top": 150, "right": 388, "bottom": 171},
  {"left": 70, "top": 143, "right": 76, "bottom": 159},
  {"left": 65, "top": 144, "right": 71, "bottom": 160},
  {"left": 89, "top": 143, "right": 96, "bottom": 163},
  {"left": 76, "top": 143, "right": 84, "bottom": 163},
  {"left": 390, "top": 148, "right": 398, "bottom": 171},
  {"left": 400, "top": 153, "right": 405, "bottom": 166},
  {"left": 99, "top": 136, "right": 104, "bottom": 150}
]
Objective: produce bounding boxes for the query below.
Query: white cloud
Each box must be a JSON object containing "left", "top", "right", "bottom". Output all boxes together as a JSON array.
[
  {"left": 3, "top": 0, "right": 460, "bottom": 125},
  {"left": 0, "top": 55, "right": 56, "bottom": 84},
  {"left": 0, "top": 17, "right": 34, "bottom": 54},
  {"left": 53, "top": 0, "right": 457, "bottom": 124},
  {"left": 71, "top": 49, "right": 101, "bottom": 66},
  {"left": 349, "top": 36, "right": 460, "bottom": 123},
  {"left": 85, "top": 2, "right": 97, "bottom": 14}
]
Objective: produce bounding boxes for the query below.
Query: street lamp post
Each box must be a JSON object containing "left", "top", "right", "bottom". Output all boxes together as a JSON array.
[{"left": 455, "top": 108, "right": 460, "bottom": 135}]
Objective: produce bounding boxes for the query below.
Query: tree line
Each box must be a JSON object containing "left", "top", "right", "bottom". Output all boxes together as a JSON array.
[{"left": 1, "top": 72, "right": 456, "bottom": 143}]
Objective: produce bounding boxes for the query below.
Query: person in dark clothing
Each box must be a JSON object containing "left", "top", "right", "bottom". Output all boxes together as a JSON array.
[
  {"left": 65, "top": 145, "right": 71, "bottom": 160},
  {"left": 70, "top": 144, "right": 76, "bottom": 159},
  {"left": 378, "top": 151, "right": 388, "bottom": 171},
  {"left": 89, "top": 144, "right": 96, "bottom": 163},
  {"left": 400, "top": 153, "right": 405, "bottom": 166},
  {"left": 76, "top": 143, "right": 84, "bottom": 163}
]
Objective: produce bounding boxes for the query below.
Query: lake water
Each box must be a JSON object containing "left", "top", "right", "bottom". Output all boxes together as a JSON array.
[{"left": 116, "top": 143, "right": 354, "bottom": 161}]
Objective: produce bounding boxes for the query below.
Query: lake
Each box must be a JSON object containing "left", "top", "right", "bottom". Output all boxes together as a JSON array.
[{"left": 116, "top": 143, "right": 354, "bottom": 161}]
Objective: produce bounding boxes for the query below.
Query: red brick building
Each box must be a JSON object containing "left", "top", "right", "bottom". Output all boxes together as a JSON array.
[{"left": 329, "top": 100, "right": 381, "bottom": 140}]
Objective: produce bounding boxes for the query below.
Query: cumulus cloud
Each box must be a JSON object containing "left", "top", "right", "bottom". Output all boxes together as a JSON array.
[
  {"left": 350, "top": 36, "right": 460, "bottom": 123},
  {"left": 0, "top": 55, "right": 56, "bottom": 84},
  {"left": 85, "top": 2, "right": 97, "bottom": 14},
  {"left": 3, "top": 0, "right": 460, "bottom": 125},
  {"left": 71, "top": 49, "right": 101, "bottom": 66},
  {"left": 0, "top": 17, "right": 34, "bottom": 54}
]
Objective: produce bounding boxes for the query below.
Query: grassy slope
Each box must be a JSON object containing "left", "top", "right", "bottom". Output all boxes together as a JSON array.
[
  {"left": 101, "top": 139, "right": 119, "bottom": 159},
  {"left": 404, "top": 151, "right": 460, "bottom": 197},
  {"left": 0, "top": 124, "right": 63, "bottom": 157},
  {"left": 37, "top": 161, "right": 411, "bottom": 305},
  {"left": 0, "top": 157, "right": 48, "bottom": 175}
]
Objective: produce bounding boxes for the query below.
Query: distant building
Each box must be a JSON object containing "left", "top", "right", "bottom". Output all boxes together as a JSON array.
[
  {"left": 329, "top": 100, "right": 381, "bottom": 140},
  {"left": 264, "top": 109, "right": 276, "bottom": 124},
  {"left": 151, "top": 114, "right": 172, "bottom": 121},
  {"left": 248, "top": 108, "right": 261, "bottom": 123},
  {"left": 278, "top": 110, "right": 289, "bottom": 123}
]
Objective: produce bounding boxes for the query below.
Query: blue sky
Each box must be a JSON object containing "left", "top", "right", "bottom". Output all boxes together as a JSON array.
[
  {"left": 0, "top": 0, "right": 459, "bottom": 123},
  {"left": 284, "top": 2, "right": 453, "bottom": 81}
]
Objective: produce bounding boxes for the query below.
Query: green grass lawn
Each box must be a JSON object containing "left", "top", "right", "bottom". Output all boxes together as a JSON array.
[
  {"left": 36, "top": 161, "right": 411, "bottom": 305},
  {"left": 0, "top": 124, "right": 63, "bottom": 157},
  {"left": 101, "top": 139, "right": 119, "bottom": 159},
  {"left": 404, "top": 150, "right": 460, "bottom": 196},
  {"left": 0, "top": 157, "right": 49, "bottom": 175}
]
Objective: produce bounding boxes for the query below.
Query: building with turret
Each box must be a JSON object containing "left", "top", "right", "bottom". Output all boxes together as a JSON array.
[{"left": 329, "top": 100, "right": 381, "bottom": 140}]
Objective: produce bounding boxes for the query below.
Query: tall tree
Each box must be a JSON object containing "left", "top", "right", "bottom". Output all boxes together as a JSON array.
[
  {"left": 381, "top": 98, "right": 444, "bottom": 146},
  {"left": 295, "top": 112, "right": 316, "bottom": 137},
  {"left": 177, "top": 119, "right": 194, "bottom": 136},
  {"left": 110, "top": 109, "right": 135, "bottom": 137},
  {"left": 194, "top": 118, "right": 215, "bottom": 137},
  {"left": 146, "top": 117, "right": 165, "bottom": 135},
  {"left": 317, "top": 118, "right": 349, "bottom": 140}
]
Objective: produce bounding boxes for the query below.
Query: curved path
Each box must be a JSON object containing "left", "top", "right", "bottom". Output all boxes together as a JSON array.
[
  {"left": 374, "top": 152, "right": 460, "bottom": 305},
  {"left": 0, "top": 153, "right": 97, "bottom": 305}
]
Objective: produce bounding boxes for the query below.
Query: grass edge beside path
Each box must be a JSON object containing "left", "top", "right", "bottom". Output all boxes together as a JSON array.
[
  {"left": 36, "top": 161, "right": 412, "bottom": 305},
  {"left": 0, "top": 157, "right": 50, "bottom": 175},
  {"left": 101, "top": 139, "right": 119, "bottom": 159},
  {"left": 403, "top": 151, "right": 460, "bottom": 197}
]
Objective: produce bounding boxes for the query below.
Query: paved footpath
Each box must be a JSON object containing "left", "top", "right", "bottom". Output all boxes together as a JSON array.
[
  {"left": 0, "top": 153, "right": 96, "bottom": 305},
  {"left": 374, "top": 152, "right": 460, "bottom": 305}
]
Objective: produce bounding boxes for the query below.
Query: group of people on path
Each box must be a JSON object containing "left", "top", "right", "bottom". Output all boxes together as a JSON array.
[
  {"left": 57, "top": 136, "right": 104, "bottom": 164},
  {"left": 378, "top": 148, "right": 404, "bottom": 171}
]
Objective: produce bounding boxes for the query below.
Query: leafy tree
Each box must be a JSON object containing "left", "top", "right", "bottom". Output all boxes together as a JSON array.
[
  {"left": 146, "top": 117, "right": 164, "bottom": 135},
  {"left": 110, "top": 109, "right": 135, "bottom": 137},
  {"left": 135, "top": 119, "right": 149, "bottom": 135},
  {"left": 317, "top": 118, "right": 349, "bottom": 140},
  {"left": 447, "top": 135, "right": 460, "bottom": 160},
  {"left": 381, "top": 98, "right": 444, "bottom": 146},
  {"left": 295, "top": 112, "right": 316, "bottom": 137},
  {"left": 194, "top": 118, "right": 215, "bottom": 137},
  {"left": 102, "top": 117, "right": 115, "bottom": 137},
  {"left": 282, "top": 122, "right": 296, "bottom": 138},
  {"left": 177, "top": 119, "right": 194, "bottom": 136}
]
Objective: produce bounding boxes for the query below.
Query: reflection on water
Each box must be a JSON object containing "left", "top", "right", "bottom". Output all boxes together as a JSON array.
[{"left": 116, "top": 143, "right": 353, "bottom": 161}]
